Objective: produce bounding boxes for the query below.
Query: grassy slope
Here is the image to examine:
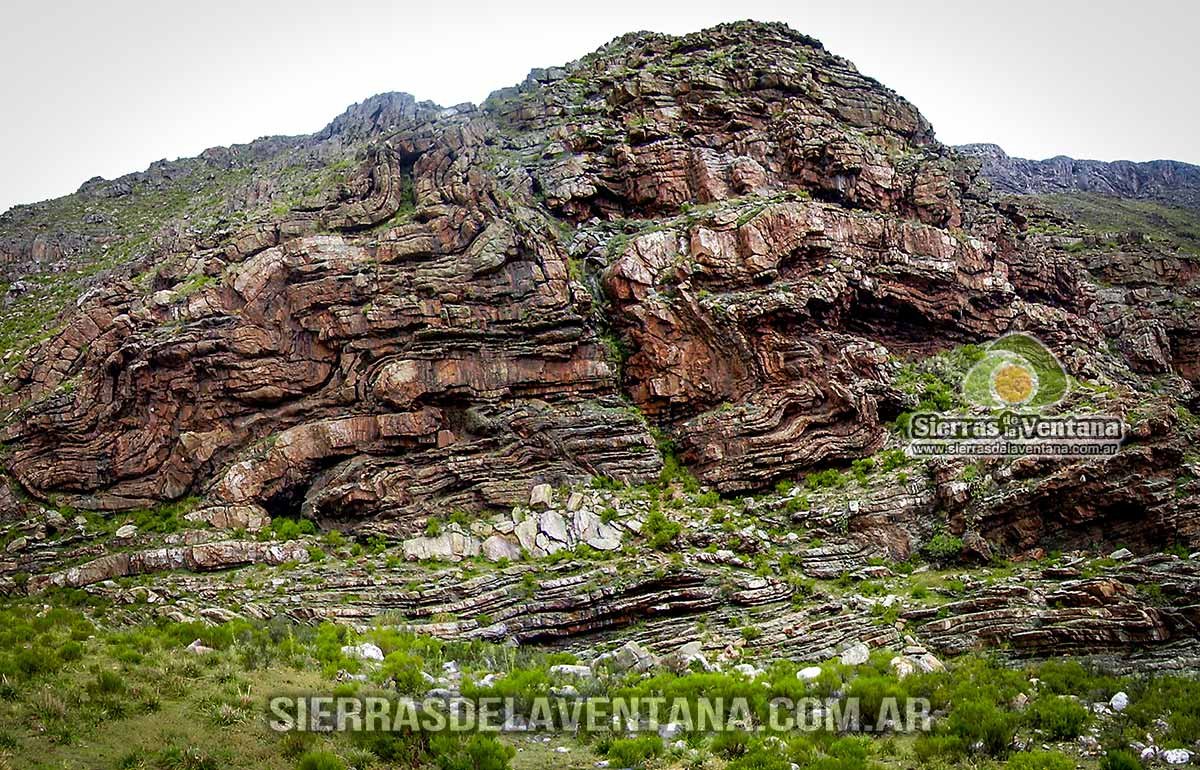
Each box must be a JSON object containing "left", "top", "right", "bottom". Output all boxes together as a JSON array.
[
  {"left": 0, "top": 596, "right": 1196, "bottom": 770},
  {"left": 1031, "top": 192, "right": 1200, "bottom": 255}
]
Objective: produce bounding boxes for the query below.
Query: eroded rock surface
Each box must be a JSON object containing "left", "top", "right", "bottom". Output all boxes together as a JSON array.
[{"left": 0, "top": 21, "right": 1198, "bottom": 666}]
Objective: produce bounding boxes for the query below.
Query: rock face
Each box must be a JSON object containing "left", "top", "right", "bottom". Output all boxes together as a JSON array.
[
  {"left": 959, "top": 143, "right": 1200, "bottom": 209},
  {"left": 0, "top": 20, "right": 1198, "bottom": 639}
]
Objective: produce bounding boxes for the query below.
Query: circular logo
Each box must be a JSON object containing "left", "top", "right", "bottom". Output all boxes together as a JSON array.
[
  {"left": 961, "top": 334, "right": 1068, "bottom": 411},
  {"left": 990, "top": 358, "right": 1038, "bottom": 406}
]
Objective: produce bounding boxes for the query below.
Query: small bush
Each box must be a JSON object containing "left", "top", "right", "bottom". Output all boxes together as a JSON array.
[
  {"left": 380, "top": 651, "right": 426, "bottom": 695},
  {"left": 711, "top": 730, "right": 752, "bottom": 759},
  {"left": 270, "top": 517, "right": 317, "bottom": 541},
  {"left": 922, "top": 533, "right": 963, "bottom": 563},
  {"left": 1025, "top": 695, "right": 1089, "bottom": 740},
  {"left": 1100, "top": 750, "right": 1143, "bottom": 770},
  {"left": 91, "top": 669, "right": 126, "bottom": 696},
  {"left": 430, "top": 734, "right": 515, "bottom": 770},
  {"left": 728, "top": 747, "right": 792, "bottom": 770},
  {"left": 946, "top": 698, "right": 1017, "bottom": 757},
  {"left": 606, "top": 735, "right": 663, "bottom": 767},
  {"left": 58, "top": 641, "right": 85, "bottom": 662},
  {"left": 805, "top": 468, "right": 848, "bottom": 490},
  {"left": 1006, "top": 750, "right": 1075, "bottom": 770},
  {"left": 296, "top": 751, "right": 346, "bottom": 770},
  {"left": 913, "top": 734, "right": 967, "bottom": 761},
  {"left": 847, "top": 675, "right": 909, "bottom": 725},
  {"left": 642, "top": 510, "right": 682, "bottom": 550}
]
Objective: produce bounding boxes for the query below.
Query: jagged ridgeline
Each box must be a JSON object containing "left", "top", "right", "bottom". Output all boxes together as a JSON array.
[{"left": 1, "top": 21, "right": 1199, "bottom": 671}]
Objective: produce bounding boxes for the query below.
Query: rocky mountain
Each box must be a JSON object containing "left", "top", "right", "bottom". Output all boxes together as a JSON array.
[
  {"left": 960, "top": 142, "right": 1200, "bottom": 210},
  {"left": 0, "top": 20, "right": 1198, "bottom": 677}
]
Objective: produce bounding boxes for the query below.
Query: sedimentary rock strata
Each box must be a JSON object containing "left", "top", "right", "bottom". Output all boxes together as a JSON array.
[{"left": 0, "top": 21, "right": 1198, "bottom": 666}]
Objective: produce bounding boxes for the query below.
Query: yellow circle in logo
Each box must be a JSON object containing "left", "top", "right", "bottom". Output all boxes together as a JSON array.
[{"left": 992, "top": 362, "right": 1037, "bottom": 405}]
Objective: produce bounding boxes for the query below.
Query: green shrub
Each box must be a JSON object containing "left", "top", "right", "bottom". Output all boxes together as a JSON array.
[
  {"left": 805, "top": 468, "right": 848, "bottom": 490},
  {"left": 1035, "top": 659, "right": 1122, "bottom": 700},
  {"left": 296, "top": 751, "right": 347, "bottom": 770},
  {"left": 430, "top": 734, "right": 515, "bottom": 770},
  {"left": 1100, "top": 750, "right": 1143, "bottom": 770},
  {"left": 850, "top": 458, "right": 875, "bottom": 484},
  {"left": 1123, "top": 676, "right": 1200, "bottom": 745},
  {"left": 728, "top": 747, "right": 793, "bottom": 770},
  {"left": 711, "top": 729, "right": 752, "bottom": 759},
  {"left": 642, "top": 510, "right": 682, "bottom": 550},
  {"left": 877, "top": 449, "right": 908, "bottom": 472},
  {"left": 659, "top": 448, "right": 700, "bottom": 493},
  {"left": 270, "top": 517, "right": 317, "bottom": 541},
  {"left": 913, "top": 734, "right": 967, "bottom": 761},
  {"left": 847, "top": 675, "right": 909, "bottom": 724},
  {"left": 1006, "top": 750, "right": 1075, "bottom": 770},
  {"left": 461, "top": 668, "right": 550, "bottom": 715},
  {"left": 785, "top": 494, "right": 810, "bottom": 513},
  {"left": 1025, "top": 695, "right": 1088, "bottom": 740},
  {"left": 922, "top": 533, "right": 963, "bottom": 564},
  {"left": 945, "top": 698, "right": 1017, "bottom": 757},
  {"left": 606, "top": 735, "right": 663, "bottom": 767},
  {"left": 379, "top": 651, "right": 426, "bottom": 695},
  {"left": 58, "top": 641, "right": 85, "bottom": 662}
]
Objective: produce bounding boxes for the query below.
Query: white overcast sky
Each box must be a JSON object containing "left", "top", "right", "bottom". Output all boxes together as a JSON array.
[{"left": 1, "top": 0, "right": 1196, "bottom": 213}]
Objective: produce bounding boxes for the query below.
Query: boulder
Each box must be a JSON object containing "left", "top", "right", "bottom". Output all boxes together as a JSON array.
[
  {"left": 341, "top": 643, "right": 385, "bottom": 662},
  {"left": 798, "top": 666, "right": 823, "bottom": 681},
  {"left": 606, "top": 640, "right": 658, "bottom": 673},
  {"left": 549, "top": 664, "right": 594, "bottom": 679},
  {"left": 663, "top": 641, "right": 713, "bottom": 673},
  {"left": 482, "top": 535, "right": 522, "bottom": 562},
  {"left": 529, "top": 484, "right": 553, "bottom": 509},
  {"left": 840, "top": 642, "right": 871, "bottom": 666},
  {"left": 186, "top": 639, "right": 215, "bottom": 655},
  {"left": 890, "top": 656, "right": 918, "bottom": 679}
]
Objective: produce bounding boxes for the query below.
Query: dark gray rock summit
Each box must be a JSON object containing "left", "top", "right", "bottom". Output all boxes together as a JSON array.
[{"left": 959, "top": 142, "right": 1200, "bottom": 209}]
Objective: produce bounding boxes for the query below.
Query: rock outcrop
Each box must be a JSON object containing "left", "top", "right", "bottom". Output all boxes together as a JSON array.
[
  {"left": 959, "top": 143, "right": 1200, "bottom": 210},
  {"left": 0, "top": 21, "right": 1198, "bottom": 667}
]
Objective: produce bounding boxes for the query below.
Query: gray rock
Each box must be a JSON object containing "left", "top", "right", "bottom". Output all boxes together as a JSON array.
[
  {"left": 529, "top": 484, "right": 553, "bottom": 509},
  {"left": 607, "top": 640, "right": 658, "bottom": 673},
  {"left": 1109, "top": 548, "right": 1134, "bottom": 561},
  {"left": 549, "top": 664, "right": 594, "bottom": 679},
  {"left": 535, "top": 531, "right": 565, "bottom": 555},
  {"left": 658, "top": 722, "right": 684, "bottom": 740},
  {"left": 402, "top": 528, "right": 482, "bottom": 561},
  {"left": 513, "top": 517, "right": 539, "bottom": 553},
  {"left": 482, "top": 535, "right": 522, "bottom": 562},
  {"left": 890, "top": 656, "right": 918, "bottom": 679},
  {"left": 664, "top": 641, "right": 712, "bottom": 673},
  {"left": 1110, "top": 691, "right": 1129, "bottom": 712},
  {"left": 5, "top": 536, "right": 28, "bottom": 553},
  {"left": 186, "top": 638, "right": 215, "bottom": 655},
  {"left": 538, "top": 511, "right": 570, "bottom": 544},
  {"left": 115, "top": 524, "right": 138, "bottom": 540},
  {"left": 341, "top": 642, "right": 385, "bottom": 662},
  {"left": 840, "top": 642, "right": 870, "bottom": 666}
]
